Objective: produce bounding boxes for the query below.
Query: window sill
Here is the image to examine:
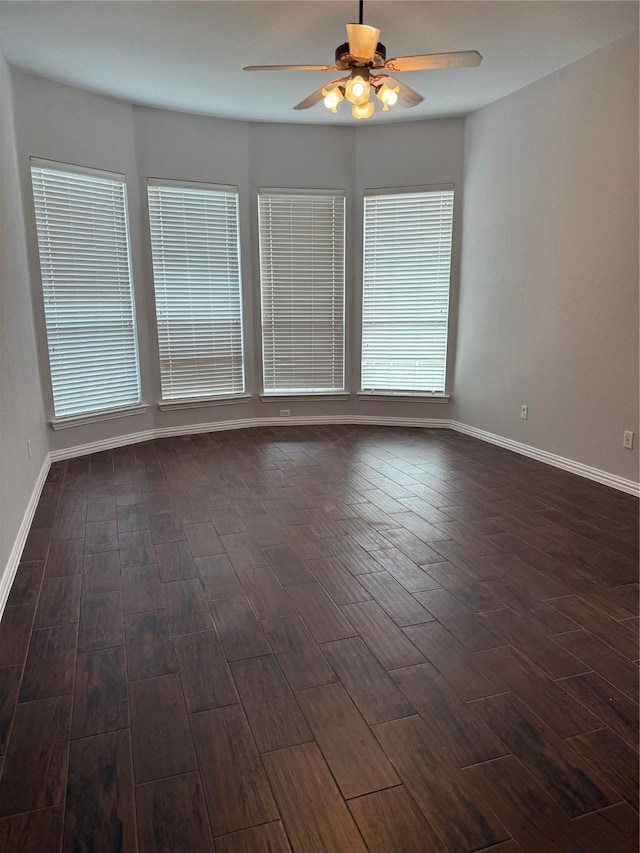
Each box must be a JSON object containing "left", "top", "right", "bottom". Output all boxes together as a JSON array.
[
  {"left": 357, "top": 392, "right": 450, "bottom": 403},
  {"left": 158, "top": 395, "right": 252, "bottom": 411},
  {"left": 51, "top": 403, "right": 149, "bottom": 430},
  {"left": 260, "top": 393, "right": 350, "bottom": 403}
]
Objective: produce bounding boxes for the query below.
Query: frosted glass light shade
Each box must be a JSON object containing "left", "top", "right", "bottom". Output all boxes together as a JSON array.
[
  {"left": 352, "top": 101, "right": 375, "bottom": 119},
  {"left": 346, "top": 23, "right": 381, "bottom": 62},
  {"left": 345, "top": 74, "right": 370, "bottom": 106}
]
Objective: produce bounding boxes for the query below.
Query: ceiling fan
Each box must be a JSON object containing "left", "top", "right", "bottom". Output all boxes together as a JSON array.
[{"left": 243, "top": 1, "right": 482, "bottom": 118}]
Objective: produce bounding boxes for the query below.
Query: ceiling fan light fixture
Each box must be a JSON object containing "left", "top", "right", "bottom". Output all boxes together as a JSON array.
[
  {"left": 352, "top": 101, "right": 375, "bottom": 119},
  {"left": 322, "top": 85, "right": 344, "bottom": 112},
  {"left": 345, "top": 72, "right": 370, "bottom": 105},
  {"left": 245, "top": 2, "right": 482, "bottom": 120},
  {"left": 376, "top": 81, "right": 399, "bottom": 110}
]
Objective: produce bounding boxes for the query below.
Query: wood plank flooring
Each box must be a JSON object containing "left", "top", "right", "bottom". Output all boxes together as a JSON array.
[{"left": 0, "top": 424, "right": 637, "bottom": 851}]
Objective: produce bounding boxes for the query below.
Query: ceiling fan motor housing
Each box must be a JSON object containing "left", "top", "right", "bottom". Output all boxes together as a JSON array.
[{"left": 335, "top": 41, "right": 387, "bottom": 69}]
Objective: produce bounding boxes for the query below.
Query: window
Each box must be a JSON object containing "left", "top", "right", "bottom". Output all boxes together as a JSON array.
[
  {"left": 258, "top": 189, "right": 345, "bottom": 394},
  {"left": 361, "top": 186, "right": 454, "bottom": 395},
  {"left": 147, "top": 180, "right": 244, "bottom": 402},
  {"left": 31, "top": 160, "right": 141, "bottom": 419}
]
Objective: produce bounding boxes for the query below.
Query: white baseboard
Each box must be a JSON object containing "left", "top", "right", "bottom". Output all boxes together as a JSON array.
[
  {"left": 247, "top": 415, "right": 450, "bottom": 430},
  {"left": 48, "top": 414, "right": 639, "bottom": 495},
  {"left": 49, "top": 429, "right": 167, "bottom": 462},
  {"left": 450, "top": 420, "right": 640, "bottom": 497},
  {"left": 0, "top": 454, "right": 51, "bottom": 616},
  {"left": 48, "top": 415, "right": 449, "bottom": 461},
  {"left": 5, "top": 414, "right": 637, "bottom": 621}
]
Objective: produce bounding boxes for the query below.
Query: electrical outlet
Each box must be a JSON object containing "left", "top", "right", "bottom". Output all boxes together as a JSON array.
[
  {"left": 520, "top": 405, "right": 528, "bottom": 420},
  {"left": 623, "top": 431, "right": 634, "bottom": 449},
  {"left": 279, "top": 409, "right": 291, "bottom": 417}
]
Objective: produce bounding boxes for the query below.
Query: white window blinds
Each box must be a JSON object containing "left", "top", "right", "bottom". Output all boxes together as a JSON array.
[
  {"left": 147, "top": 181, "right": 244, "bottom": 401},
  {"left": 361, "top": 187, "right": 454, "bottom": 394},
  {"left": 258, "top": 190, "right": 345, "bottom": 394},
  {"left": 31, "top": 162, "right": 141, "bottom": 418}
]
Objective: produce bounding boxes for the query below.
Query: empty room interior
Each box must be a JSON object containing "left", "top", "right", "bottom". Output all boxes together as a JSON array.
[{"left": 0, "top": 1, "right": 638, "bottom": 850}]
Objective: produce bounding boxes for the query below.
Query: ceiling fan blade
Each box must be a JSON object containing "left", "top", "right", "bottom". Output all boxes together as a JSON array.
[
  {"left": 391, "top": 78, "right": 424, "bottom": 108},
  {"left": 385, "top": 50, "right": 482, "bottom": 73},
  {"left": 346, "top": 23, "right": 381, "bottom": 63},
  {"left": 371, "top": 73, "right": 424, "bottom": 108},
  {"left": 293, "top": 86, "right": 327, "bottom": 111},
  {"left": 244, "top": 64, "right": 337, "bottom": 72}
]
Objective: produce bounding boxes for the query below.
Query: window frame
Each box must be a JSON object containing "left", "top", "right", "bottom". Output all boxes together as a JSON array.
[
  {"left": 257, "top": 187, "right": 347, "bottom": 397},
  {"left": 30, "top": 157, "right": 143, "bottom": 424},
  {"left": 146, "top": 177, "right": 247, "bottom": 406},
  {"left": 359, "top": 183, "right": 455, "bottom": 398}
]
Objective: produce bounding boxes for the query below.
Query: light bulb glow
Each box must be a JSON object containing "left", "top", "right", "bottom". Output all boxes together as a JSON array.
[
  {"left": 352, "top": 101, "right": 375, "bottom": 119},
  {"left": 376, "top": 82, "right": 400, "bottom": 111},
  {"left": 345, "top": 74, "right": 370, "bottom": 106},
  {"left": 322, "top": 86, "right": 343, "bottom": 113}
]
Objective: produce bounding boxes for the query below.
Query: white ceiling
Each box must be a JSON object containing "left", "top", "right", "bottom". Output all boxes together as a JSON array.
[{"left": 1, "top": 1, "right": 637, "bottom": 124}]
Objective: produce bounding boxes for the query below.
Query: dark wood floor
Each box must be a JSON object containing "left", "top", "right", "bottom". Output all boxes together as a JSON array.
[{"left": 0, "top": 424, "right": 637, "bottom": 852}]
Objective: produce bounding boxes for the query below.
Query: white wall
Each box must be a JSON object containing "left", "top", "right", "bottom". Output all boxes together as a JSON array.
[
  {"left": 456, "top": 32, "right": 639, "bottom": 480},
  {"left": 0, "top": 57, "right": 49, "bottom": 570}
]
